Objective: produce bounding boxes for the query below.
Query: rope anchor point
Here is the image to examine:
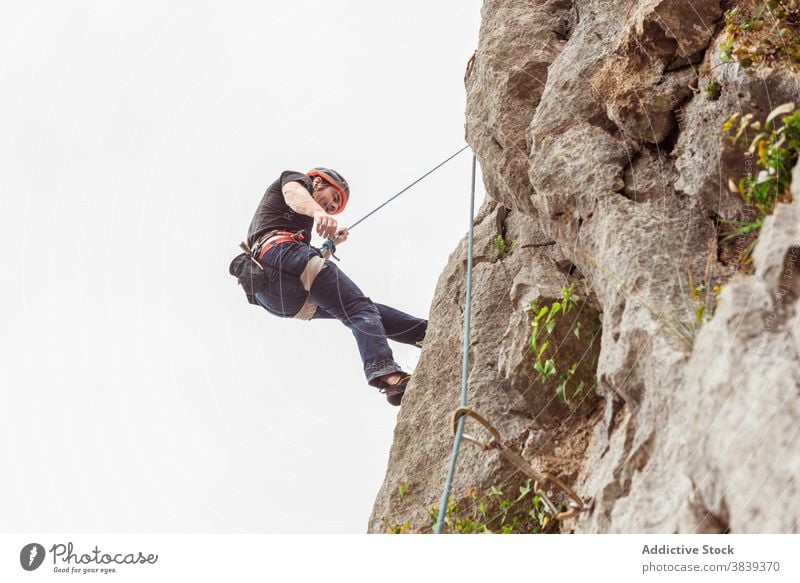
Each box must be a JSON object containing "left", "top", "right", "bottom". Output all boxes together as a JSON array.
[{"left": 452, "top": 407, "right": 586, "bottom": 522}]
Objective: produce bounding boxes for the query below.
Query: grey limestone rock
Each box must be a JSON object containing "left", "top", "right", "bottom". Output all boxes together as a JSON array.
[{"left": 369, "top": 0, "right": 800, "bottom": 533}]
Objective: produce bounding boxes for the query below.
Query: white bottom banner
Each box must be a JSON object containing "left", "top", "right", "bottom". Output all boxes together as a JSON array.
[{"left": 2, "top": 534, "right": 797, "bottom": 582}]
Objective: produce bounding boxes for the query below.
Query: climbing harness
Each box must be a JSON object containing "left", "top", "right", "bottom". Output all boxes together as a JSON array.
[
  {"left": 433, "top": 154, "right": 585, "bottom": 533},
  {"left": 452, "top": 407, "right": 584, "bottom": 521},
  {"left": 238, "top": 229, "right": 306, "bottom": 268},
  {"left": 321, "top": 145, "right": 471, "bottom": 260},
  {"left": 255, "top": 230, "right": 305, "bottom": 260},
  {"left": 232, "top": 229, "right": 321, "bottom": 317}
]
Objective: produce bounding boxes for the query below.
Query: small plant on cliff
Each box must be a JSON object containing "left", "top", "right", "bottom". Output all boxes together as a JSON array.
[
  {"left": 674, "top": 243, "right": 726, "bottom": 343},
  {"left": 718, "top": 216, "right": 762, "bottom": 268},
  {"left": 705, "top": 80, "right": 722, "bottom": 101},
  {"left": 424, "top": 480, "right": 554, "bottom": 534},
  {"left": 397, "top": 479, "right": 412, "bottom": 498},
  {"left": 529, "top": 284, "right": 600, "bottom": 404},
  {"left": 428, "top": 489, "right": 489, "bottom": 534},
  {"left": 724, "top": 102, "right": 799, "bottom": 215},
  {"left": 720, "top": 1, "right": 800, "bottom": 70},
  {"left": 688, "top": 271, "right": 724, "bottom": 329},
  {"left": 721, "top": 102, "right": 800, "bottom": 265},
  {"left": 494, "top": 233, "right": 516, "bottom": 257},
  {"left": 387, "top": 521, "right": 411, "bottom": 534}
]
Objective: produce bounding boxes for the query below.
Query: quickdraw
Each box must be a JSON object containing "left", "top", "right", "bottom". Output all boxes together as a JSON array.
[{"left": 452, "top": 407, "right": 585, "bottom": 521}]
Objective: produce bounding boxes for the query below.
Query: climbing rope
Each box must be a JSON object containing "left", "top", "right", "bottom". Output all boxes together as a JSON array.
[
  {"left": 348, "top": 145, "right": 470, "bottom": 230},
  {"left": 434, "top": 153, "right": 477, "bottom": 533},
  {"left": 433, "top": 154, "right": 584, "bottom": 533},
  {"left": 321, "top": 145, "right": 470, "bottom": 258}
]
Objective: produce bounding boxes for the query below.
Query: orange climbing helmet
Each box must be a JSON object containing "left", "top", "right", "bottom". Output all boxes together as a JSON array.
[{"left": 307, "top": 167, "right": 349, "bottom": 214}]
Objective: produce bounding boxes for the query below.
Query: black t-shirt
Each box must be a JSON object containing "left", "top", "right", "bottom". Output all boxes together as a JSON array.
[{"left": 246, "top": 170, "right": 315, "bottom": 248}]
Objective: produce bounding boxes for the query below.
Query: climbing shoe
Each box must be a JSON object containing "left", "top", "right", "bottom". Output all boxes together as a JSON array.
[{"left": 379, "top": 374, "right": 411, "bottom": 406}]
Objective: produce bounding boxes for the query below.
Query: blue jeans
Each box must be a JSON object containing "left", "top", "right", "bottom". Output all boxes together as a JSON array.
[{"left": 255, "top": 243, "right": 427, "bottom": 387}]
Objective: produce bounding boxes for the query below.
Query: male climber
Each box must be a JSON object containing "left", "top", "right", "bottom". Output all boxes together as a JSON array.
[{"left": 243, "top": 167, "right": 427, "bottom": 405}]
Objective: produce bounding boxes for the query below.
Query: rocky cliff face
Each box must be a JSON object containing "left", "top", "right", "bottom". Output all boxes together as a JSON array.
[{"left": 369, "top": 0, "right": 800, "bottom": 533}]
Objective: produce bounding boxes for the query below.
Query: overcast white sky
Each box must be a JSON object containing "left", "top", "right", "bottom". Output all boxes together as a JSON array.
[{"left": 0, "top": 1, "right": 485, "bottom": 533}]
